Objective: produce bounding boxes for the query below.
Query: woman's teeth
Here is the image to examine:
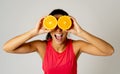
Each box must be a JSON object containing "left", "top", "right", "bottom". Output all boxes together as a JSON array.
[
  {"left": 56, "top": 34, "right": 62, "bottom": 37},
  {"left": 55, "top": 34, "right": 63, "bottom": 40}
]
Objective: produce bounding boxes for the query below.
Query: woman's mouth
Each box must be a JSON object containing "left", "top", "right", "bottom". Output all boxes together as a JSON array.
[{"left": 55, "top": 34, "right": 63, "bottom": 41}]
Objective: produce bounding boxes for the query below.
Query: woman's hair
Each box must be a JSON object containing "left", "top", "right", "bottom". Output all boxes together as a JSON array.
[{"left": 46, "top": 9, "right": 69, "bottom": 40}]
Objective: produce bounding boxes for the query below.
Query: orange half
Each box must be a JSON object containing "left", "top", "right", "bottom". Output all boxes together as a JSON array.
[
  {"left": 58, "top": 16, "right": 72, "bottom": 30},
  {"left": 43, "top": 15, "right": 57, "bottom": 30}
]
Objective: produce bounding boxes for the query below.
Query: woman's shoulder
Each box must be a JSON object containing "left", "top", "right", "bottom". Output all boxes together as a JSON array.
[
  {"left": 72, "top": 39, "right": 87, "bottom": 50},
  {"left": 70, "top": 39, "right": 84, "bottom": 57},
  {"left": 31, "top": 40, "right": 47, "bottom": 60}
]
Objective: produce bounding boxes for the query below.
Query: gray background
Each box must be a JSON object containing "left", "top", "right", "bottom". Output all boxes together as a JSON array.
[{"left": 0, "top": 0, "right": 120, "bottom": 74}]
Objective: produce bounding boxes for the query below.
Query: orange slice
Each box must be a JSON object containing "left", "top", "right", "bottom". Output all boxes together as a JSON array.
[
  {"left": 58, "top": 16, "right": 72, "bottom": 30},
  {"left": 43, "top": 15, "right": 57, "bottom": 30}
]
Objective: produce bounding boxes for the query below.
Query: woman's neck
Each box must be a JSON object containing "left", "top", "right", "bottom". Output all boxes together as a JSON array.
[{"left": 51, "top": 39, "right": 68, "bottom": 53}]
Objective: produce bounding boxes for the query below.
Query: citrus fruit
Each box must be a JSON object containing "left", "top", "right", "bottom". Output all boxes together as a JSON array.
[
  {"left": 58, "top": 16, "right": 72, "bottom": 30},
  {"left": 43, "top": 15, "right": 57, "bottom": 30}
]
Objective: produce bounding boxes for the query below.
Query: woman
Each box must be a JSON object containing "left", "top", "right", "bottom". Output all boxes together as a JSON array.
[{"left": 3, "top": 9, "right": 114, "bottom": 74}]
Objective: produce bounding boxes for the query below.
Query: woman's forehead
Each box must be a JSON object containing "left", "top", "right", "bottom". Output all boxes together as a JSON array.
[{"left": 53, "top": 14, "right": 63, "bottom": 19}]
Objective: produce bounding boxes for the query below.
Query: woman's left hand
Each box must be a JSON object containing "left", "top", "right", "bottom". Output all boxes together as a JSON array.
[{"left": 67, "top": 16, "right": 83, "bottom": 36}]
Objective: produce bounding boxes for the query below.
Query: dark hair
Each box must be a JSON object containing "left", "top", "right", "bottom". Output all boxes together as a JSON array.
[
  {"left": 49, "top": 9, "right": 69, "bottom": 15},
  {"left": 46, "top": 9, "right": 69, "bottom": 40}
]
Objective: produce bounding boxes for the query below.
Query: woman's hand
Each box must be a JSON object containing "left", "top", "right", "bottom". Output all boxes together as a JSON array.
[
  {"left": 32, "top": 17, "right": 51, "bottom": 35},
  {"left": 67, "top": 16, "right": 83, "bottom": 36}
]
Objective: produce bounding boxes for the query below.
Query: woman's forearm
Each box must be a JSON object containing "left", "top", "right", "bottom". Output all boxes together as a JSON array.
[
  {"left": 78, "top": 29, "right": 114, "bottom": 55},
  {"left": 3, "top": 29, "right": 37, "bottom": 52}
]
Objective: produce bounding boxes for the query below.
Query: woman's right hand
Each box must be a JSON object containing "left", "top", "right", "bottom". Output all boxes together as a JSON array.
[{"left": 33, "top": 17, "right": 51, "bottom": 35}]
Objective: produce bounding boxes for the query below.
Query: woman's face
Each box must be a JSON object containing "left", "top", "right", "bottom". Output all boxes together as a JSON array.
[{"left": 50, "top": 14, "right": 68, "bottom": 44}]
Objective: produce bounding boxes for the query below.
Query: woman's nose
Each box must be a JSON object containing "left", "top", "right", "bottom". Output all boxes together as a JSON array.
[{"left": 55, "top": 26, "right": 62, "bottom": 32}]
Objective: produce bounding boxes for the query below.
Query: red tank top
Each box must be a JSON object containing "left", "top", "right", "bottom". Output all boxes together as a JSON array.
[{"left": 42, "top": 39, "right": 77, "bottom": 74}]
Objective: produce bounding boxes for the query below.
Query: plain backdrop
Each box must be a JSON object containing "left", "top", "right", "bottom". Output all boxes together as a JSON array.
[{"left": 0, "top": 0, "right": 120, "bottom": 74}]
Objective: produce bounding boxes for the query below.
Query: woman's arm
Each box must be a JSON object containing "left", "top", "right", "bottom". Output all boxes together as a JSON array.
[
  {"left": 3, "top": 17, "right": 49, "bottom": 53},
  {"left": 3, "top": 29, "right": 37, "bottom": 53},
  {"left": 69, "top": 16, "right": 114, "bottom": 56}
]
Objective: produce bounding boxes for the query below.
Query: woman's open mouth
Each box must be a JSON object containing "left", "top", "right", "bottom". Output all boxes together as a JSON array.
[{"left": 55, "top": 34, "right": 63, "bottom": 41}]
